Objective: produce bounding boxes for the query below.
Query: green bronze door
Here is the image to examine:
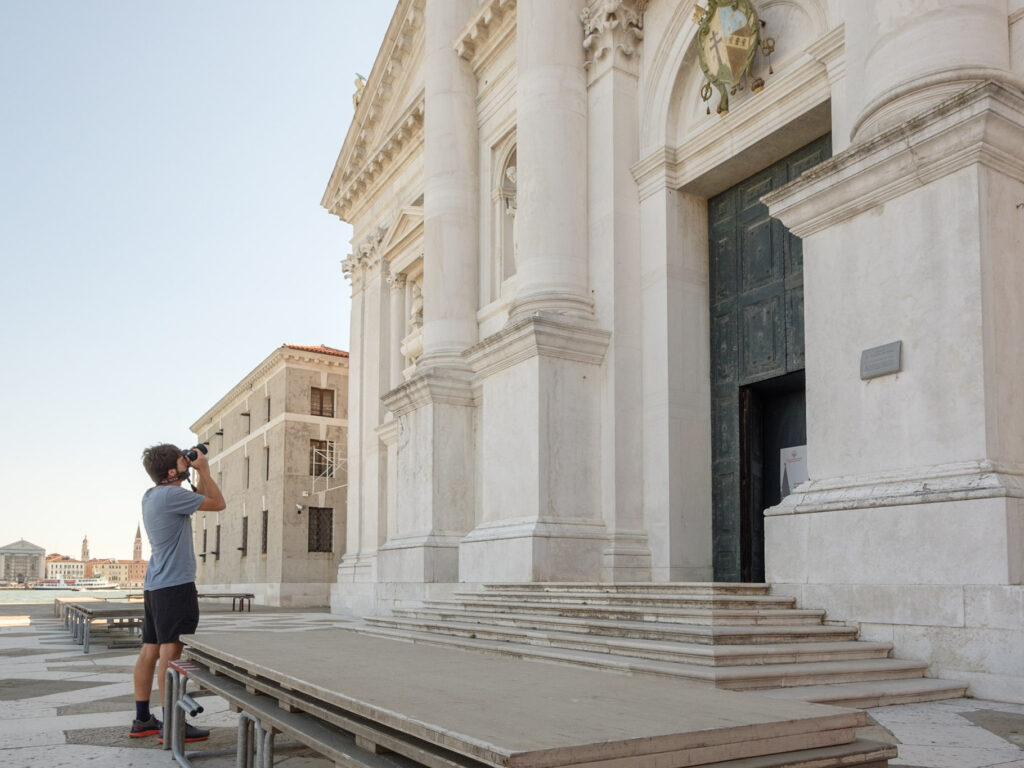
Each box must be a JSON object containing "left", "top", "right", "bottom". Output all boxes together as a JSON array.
[{"left": 709, "top": 135, "right": 830, "bottom": 582}]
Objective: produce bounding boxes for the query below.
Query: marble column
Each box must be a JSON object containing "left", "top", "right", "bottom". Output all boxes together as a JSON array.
[
  {"left": 846, "top": 0, "right": 1013, "bottom": 141},
  {"left": 420, "top": 0, "right": 479, "bottom": 365},
  {"left": 379, "top": 1, "right": 478, "bottom": 585},
  {"left": 510, "top": 0, "right": 593, "bottom": 318}
]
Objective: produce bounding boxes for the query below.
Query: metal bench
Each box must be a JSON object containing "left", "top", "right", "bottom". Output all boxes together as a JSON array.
[
  {"left": 64, "top": 601, "right": 144, "bottom": 653},
  {"left": 196, "top": 592, "right": 254, "bottom": 612}
]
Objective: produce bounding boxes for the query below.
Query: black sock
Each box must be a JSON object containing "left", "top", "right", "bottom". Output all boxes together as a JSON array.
[{"left": 135, "top": 700, "right": 151, "bottom": 722}]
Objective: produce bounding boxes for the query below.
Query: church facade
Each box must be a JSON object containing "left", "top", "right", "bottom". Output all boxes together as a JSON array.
[{"left": 322, "top": 0, "right": 1024, "bottom": 702}]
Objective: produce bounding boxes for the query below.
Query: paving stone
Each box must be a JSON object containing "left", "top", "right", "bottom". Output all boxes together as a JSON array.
[
  {"left": 0, "top": 678, "right": 109, "bottom": 701},
  {"left": 962, "top": 709, "right": 1024, "bottom": 748}
]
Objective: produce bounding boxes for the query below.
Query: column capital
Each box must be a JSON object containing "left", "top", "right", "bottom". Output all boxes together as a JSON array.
[{"left": 581, "top": 0, "right": 647, "bottom": 74}]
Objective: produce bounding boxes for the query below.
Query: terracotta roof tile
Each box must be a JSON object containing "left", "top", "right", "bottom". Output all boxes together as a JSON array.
[{"left": 283, "top": 344, "right": 349, "bottom": 358}]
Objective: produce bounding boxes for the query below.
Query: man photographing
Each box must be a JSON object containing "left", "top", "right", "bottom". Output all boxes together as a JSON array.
[{"left": 130, "top": 442, "right": 225, "bottom": 742}]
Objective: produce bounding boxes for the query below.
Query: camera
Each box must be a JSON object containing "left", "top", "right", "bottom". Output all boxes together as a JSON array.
[{"left": 182, "top": 443, "right": 209, "bottom": 461}]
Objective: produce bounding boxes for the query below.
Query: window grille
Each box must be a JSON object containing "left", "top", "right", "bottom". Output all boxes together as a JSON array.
[
  {"left": 261, "top": 509, "right": 268, "bottom": 554},
  {"left": 307, "top": 507, "right": 333, "bottom": 553},
  {"left": 240, "top": 517, "right": 248, "bottom": 557},
  {"left": 264, "top": 446, "right": 270, "bottom": 482},
  {"left": 214, "top": 525, "right": 221, "bottom": 560}
]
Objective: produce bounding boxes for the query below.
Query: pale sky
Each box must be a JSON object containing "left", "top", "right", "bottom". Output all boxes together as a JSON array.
[{"left": 0, "top": 2, "right": 396, "bottom": 561}]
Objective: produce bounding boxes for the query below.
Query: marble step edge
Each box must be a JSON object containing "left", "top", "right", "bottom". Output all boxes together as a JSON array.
[
  {"left": 757, "top": 678, "right": 969, "bottom": 709},
  {"left": 355, "top": 625, "right": 928, "bottom": 689},
  {"left": 367, "top": 615, "right": 892, "bottom": 666},
  {"left": 480, "top": 582, "right": 774, "bottom": 595},
  {"left": 424, "top": 599, "right": 828, "bottom": 625},
  {"left": 458, "top": 590, "right": 798, "bottom": 608},
  {"left": 393, "top": 607, "right": 858, "bottom": 643},
  {"left": 684, "top": 738, "right": 896, "bottom": 768}
]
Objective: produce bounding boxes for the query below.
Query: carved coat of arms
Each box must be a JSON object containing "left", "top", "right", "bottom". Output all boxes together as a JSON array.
[{"left": 694, "top": 0, "right": 773, "bottom": 115}]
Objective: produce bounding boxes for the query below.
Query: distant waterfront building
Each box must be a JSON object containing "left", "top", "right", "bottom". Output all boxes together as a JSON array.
[
  {"left": 0, "top": 539, "right": 45, "bottom": 583},
  {"left": 190, "top": 344, "right": 350, "bottom": 607},
  {"left": 88, "top": 526, "right": 147, "bottom": 587},
  {"left": 46, "top": 553, "right": 85, "bottom": 580}
]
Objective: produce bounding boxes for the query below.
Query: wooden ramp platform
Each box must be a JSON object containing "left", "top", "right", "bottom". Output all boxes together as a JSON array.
[{"left": 182, "top": 627, "right": 896, "bottom": 767}]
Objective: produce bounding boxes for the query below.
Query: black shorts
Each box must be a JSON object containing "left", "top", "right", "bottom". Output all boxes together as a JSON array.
[{"left": 142, "top": 582, "right": 199, "bottom": 645}]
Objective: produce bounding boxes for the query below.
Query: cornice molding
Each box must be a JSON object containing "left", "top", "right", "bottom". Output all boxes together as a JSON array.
[
  {"left": 466, "top": 313, "right": 611, "bottom": 380},
  {"left": 322, "top": 0, "right": 425, "bottom": 220},
  {"left": 189, "top": 346, "right": 349, "bottom": 433},
  {"left": 765, "top": 460, "right": 1024, "bottom": 516},
  {"left": 454, "top": 0, "right": 516, "bottom": 71},
  {"left": 326, "top": 96, "right": 425, "bottom": 222},
  {"left": 381, "top": 367, "right": 476, "bottom": 417},
  {"left": 764, "top": 81, "right": 1024, "bottom": 238}
]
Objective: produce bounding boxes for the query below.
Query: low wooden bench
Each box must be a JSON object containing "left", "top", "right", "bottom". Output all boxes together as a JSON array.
[{"left": 196, "top": 592, "right": 254, "bottom": 612}]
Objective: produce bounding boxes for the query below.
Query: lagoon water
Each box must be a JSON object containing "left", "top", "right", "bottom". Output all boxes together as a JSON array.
[{"left": 0, "top": 588, "right": 133, "bottom": 604}]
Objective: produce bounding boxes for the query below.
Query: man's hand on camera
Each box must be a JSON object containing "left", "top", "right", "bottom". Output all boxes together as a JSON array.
[{"left": 189, "top": 450, "right": 210, "bottom": 474}]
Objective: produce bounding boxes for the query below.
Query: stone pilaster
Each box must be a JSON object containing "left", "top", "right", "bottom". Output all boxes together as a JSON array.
[
  {"left": 763, "top": 82, "right": 1024, "bottom": 700},
  {"left": 582, "top": 0, "right": 651, "bottom": 581}
]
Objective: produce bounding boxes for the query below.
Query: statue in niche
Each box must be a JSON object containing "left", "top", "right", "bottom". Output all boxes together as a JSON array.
[
  {"left": 409, "top": 279, "right": 423, "bottom": 332},
  {"left": 504, "top": 164, "right": 518, "bottom": 271}
]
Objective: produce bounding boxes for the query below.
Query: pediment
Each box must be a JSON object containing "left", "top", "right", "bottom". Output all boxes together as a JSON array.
[
  {"left": 322, "top": 0, "right": 426, "bottom": 221},
  {"left": 383, "top": 205, "right": 424, "bottom": 255}
]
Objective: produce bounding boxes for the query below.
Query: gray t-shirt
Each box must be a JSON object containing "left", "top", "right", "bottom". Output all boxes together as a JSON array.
[{"left": 142, "top": 485, "right": 203, "bottom": 590}]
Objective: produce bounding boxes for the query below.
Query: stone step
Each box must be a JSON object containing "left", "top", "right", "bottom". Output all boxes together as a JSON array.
[
  {"left": 456, "top": 588, "right": 798, "bottom": 610},
  {"left": 356, "top": 623, "right": 929, "bottom": 690},
  {"left": 757, "top": 678, "right": 969, "bottom": 709},
  {"left": 686, "top": 738, "right": 896, "bottom": 768},
  {"left": 423, "top": 598, "right": 828, "bottom": 625},
  {"left": 370, "top": 614, "right": 892, "bottom": 666},
  {"left": 395, "top": 607, "right": 860, "bottom": 644},
  {"left": 481, "top": 581, "right": 775, "bottom": 596}
]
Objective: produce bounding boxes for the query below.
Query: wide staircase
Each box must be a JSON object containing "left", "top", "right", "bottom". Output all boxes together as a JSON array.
[{"left": 358, "top": 583, "right": 966, "bottom": 708}]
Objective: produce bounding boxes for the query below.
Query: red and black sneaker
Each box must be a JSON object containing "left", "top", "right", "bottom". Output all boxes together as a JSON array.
[
  {"left": 129, "top": 715, "right": 162, "bottom": 738},
  {"left": 159, "top": 721, "right": 210, "bottom": 744}
]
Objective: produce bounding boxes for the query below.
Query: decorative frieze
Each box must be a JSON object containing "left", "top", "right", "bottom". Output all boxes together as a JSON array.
[{"left": 581, "top": 0, "right": 647, "bottom": 70}]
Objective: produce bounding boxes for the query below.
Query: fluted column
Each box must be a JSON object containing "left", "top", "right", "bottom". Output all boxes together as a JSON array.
[
  {"left": 420, "top": 0, "right": 479, "bottom": 365},
  {"left": 847, "top": 0, "right": 1012, "bottom": 141},
  {"left": 511, "top": 0, "right": 593, "bottom": 318}
]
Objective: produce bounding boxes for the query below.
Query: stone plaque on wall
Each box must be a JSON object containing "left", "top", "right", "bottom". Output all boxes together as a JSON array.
[{"left": 860, "top": 341, "right": 902, "bottom": 380}]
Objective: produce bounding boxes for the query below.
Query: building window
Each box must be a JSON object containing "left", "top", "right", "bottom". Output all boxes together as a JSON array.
[
  {"left": 261, "top": 509, "right": 268, "bottom": 554},
  {"left": 310, "top": 387, "right": 334, "bottom": 417},
  {"left": 310, "top": 439, "right": 335, "bottom": 477},
  {"left": 240, "top": 517, "right": 248, "bottom": 557},
  {"left": 264, "top": 446, "right": 270, "bottom": 482},
  {"left": 214, "top": 525, "right": 221, "bottom": 560},
  {"left": 201, "top": 528, "right": 208, "bottom": 556},
  {"left": 307, "top": 507, "right": 333, "bottom": 553},
  {"left": 243, "top": 457, "right": 250, "bottom": 490},
  {"left": 265, "top": 396, "right": 271, "bottom": 422}
]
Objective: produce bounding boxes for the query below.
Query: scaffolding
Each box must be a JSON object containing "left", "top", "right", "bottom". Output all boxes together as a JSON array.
[{"left": 311, "top": 441, "right": 347, "bottom": 495}]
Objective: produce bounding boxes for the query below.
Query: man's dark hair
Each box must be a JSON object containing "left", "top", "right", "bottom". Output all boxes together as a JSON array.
[{"left": 142, "top": 444, "right": 181, "bottom": 484}]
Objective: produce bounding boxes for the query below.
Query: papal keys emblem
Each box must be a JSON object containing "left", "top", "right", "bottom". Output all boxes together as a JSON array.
[{"left": 694, "top": 0, "right": 775, "bottom": 115}]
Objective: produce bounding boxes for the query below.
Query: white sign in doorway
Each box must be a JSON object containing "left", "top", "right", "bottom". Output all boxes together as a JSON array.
[{"left": 780, "top": 445, "right": 808, "bottom": 497}]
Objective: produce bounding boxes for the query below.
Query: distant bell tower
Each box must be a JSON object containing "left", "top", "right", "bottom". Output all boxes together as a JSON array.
[
  {"left": 81, "top": 535, "right": 89, "bottom": 562},
  {"left": 134, "top": 524, "right": 142, "bottom": 560}
]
